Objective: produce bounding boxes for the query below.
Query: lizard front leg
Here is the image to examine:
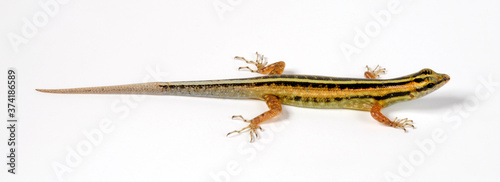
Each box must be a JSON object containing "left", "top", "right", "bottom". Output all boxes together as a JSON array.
[
  {"left": 365, "top": 66, "right": 415, "bottom": 132},
  {"left": 370, "top": 103, "right": 415, "bottom": 132},
  {"left": 227, "top": 94, "right": 282, "bottom": 142},
  {"left": 364, "top": 65, "right": 386, "bottom": 79},
  {"left": 235, "top": 52, "right": 285, "bottom": 75}
]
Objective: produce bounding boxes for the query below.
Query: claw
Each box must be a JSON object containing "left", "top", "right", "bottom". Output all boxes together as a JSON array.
[
  {"left": 248, "top": 125, "right": 263, "bottom": 142},
  {"left": 227, "top": 116, "right": 264, "bottom": 142},
  {"left": 238, "top": 66, "right": 258, "bottom": 72},
  {"left": 226, "top": 94, "right": 281, "bottom": 142},
  {"left": 365, "top": 65, "right": 386, "bottom": 78},
  {"left": 250, "top": 130, "right": 257, "bottom": 142},
  {"left": 255, "top": 52, "right": 267, "bottom": 65},
  {"left": 235, "top": 52, "right": 268, "bottom": 72},
  {"left": 226, "top": 124, "right": 262, "bottom": 143},
  {"left": 226, "top": 126, "right": 251, "bottom": 136},
  {"left": 392, "top": 117, "right": 415, "bottom": 132},
  {"left": 232, "top": 115, "right": 250, "bottom": 122}
]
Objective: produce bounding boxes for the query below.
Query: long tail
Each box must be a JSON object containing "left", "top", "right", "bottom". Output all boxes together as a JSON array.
[
  {"left": 36, "top": 82, "right": 168, "bottom": 95},
  {"left": 36, "top": 79, "right": 261, "bottom": 99}
]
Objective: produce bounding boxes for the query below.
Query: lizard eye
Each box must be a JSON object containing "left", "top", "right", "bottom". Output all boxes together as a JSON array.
[{"left": 419, "top": 69, "right": 435, "bottom": 75}]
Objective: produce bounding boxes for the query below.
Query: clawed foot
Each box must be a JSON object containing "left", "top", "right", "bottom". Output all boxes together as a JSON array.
[
  {"left": 365, "top": 65, "right": 386, "bottom": 79},
  {"left": 391, "top": 117, "right": 415, "bottom": 132},
  {"left": 235, "top": 52, "right": 268, "bottom": 73},
  {"left": 227, "top": 115, "right": 263, "bottom": 143}
]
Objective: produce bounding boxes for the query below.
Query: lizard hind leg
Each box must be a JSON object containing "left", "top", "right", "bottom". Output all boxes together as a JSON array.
[
  {"left": 226, "top": 94, "right": 282, "bottom": 142},
  {"left": 235, "top": 52, "right": 285, "bottom": 75}
]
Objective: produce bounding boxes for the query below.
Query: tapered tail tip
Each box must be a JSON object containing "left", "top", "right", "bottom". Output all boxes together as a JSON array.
[
  {"left": 36, "top": 89, "right": 62, "bottom": 93},
  {"left": 36, "top": 89, "right": 50, "bottom": 93}
]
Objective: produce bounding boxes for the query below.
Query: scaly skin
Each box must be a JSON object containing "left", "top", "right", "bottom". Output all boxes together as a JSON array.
[{"left": 37, "top": 52, "right": 450, "bottom": 142}]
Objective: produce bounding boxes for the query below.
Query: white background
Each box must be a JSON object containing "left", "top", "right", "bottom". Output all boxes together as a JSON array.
[{"left": 1, "top": 0, "right": 500, "bottom": 181}]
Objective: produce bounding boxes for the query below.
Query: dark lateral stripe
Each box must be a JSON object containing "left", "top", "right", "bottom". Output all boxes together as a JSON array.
[
  {"left": 159, "top": 74, "right": 422, "bottom": 90},
  {"left": 251, "top": 74, "right": 416, "bottom": 81},
  {"left": 250, "top": 74, "right": 418, "bottom": 82},
  {"left": 160, "top": 79, "right": 418, "bottom": 93},
  {"left": 246, "top": 75, "right": 418, "bottom": 89},
  {"left": 326, "top": 91, "right": 411, "bottom": 101},
  {"left": 161, "top": 80, "right": 413, "bottom": 90},
  {"left": 160, "top": 84, "right": 233, "bottom": 89},
  {"left": 371, "top": 91, "right": 411, "bottom": 100},
  {"left": 415, "top": 78, "right": 445, "bottom": 93},
  {"left": 291, "top": 91, "right": 411, "bottom": 103},
  {"left": 253, "top": 81, "right": 413, "bottom": 90},
  {"left": 160, "top": 82, "right": 413, "bottom": 102}
]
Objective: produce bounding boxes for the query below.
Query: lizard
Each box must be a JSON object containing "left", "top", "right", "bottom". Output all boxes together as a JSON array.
[{"left": 37, "top": 52, "right": 450, "bottom": 142}]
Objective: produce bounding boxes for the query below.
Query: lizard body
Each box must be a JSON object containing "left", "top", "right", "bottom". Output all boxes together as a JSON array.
[{"left": 37, "top": 53, "right": 450, "bottom": 142}]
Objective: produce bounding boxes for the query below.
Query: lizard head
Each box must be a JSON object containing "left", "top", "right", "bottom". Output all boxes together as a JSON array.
[{"left": 410, "top": 68, "right": 450, "bottom": 99}]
